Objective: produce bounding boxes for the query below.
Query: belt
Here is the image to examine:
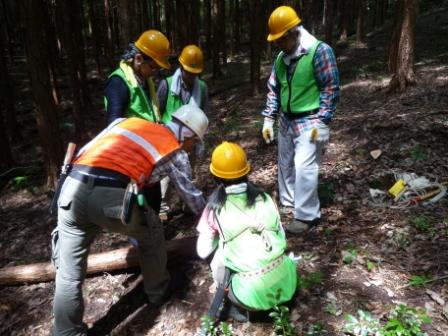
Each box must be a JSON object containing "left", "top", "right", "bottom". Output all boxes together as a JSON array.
[
  {"left": 69, "top": 165, "right": 130, "bottom": 189},
  {"left": 283, "top": 110, "right": 317, "bottom": 120},
  {"left": 237, "top": 255, "right": 285, "bottom": 279}
]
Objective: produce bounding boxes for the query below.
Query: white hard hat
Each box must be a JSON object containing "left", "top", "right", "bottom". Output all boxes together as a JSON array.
[{"left": 172, "top": 104, "right": 209, "bottom": 141}]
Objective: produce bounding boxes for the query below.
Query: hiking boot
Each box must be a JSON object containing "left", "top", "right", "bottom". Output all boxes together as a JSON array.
[
  {"left": 285, "top": 219, "right": 317, "bottom": 234},
  {"left": 147, "top": 269, "right": 186, "bottom": 308},
  {"left": 228, "top": 304, "right": 249, "bottom": 322},
  {"left": 279, "top": 206, "right": 294, "bottom": 216},
  {"left": 220, "top": 303, "right": 248, "bottom": 323}
]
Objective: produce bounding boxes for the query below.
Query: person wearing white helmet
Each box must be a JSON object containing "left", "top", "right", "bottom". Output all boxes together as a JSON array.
[{"left": 51, "top": 105, "right": 208, "bottom": 335}]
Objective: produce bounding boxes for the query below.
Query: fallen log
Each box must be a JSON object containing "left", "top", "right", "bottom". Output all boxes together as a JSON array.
[{"left": 0, "top": 237, "right": 197, "bottom": 286}]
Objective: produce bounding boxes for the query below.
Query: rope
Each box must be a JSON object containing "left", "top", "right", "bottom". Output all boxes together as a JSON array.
[{"left": 369, "top": 170, "right": 447, "bottom": 208}]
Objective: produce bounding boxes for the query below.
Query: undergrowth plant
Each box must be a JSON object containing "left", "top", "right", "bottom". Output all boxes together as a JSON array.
[
  {"left": 345, "top": 309, "right": 382, "bottom": 336},
  {"left": 344, "top": 304, "right": 431, "bottom": 336},
  {"left": 304, "top": 321, "right": 327, "bottom": 335},
  {"left": 269, "top": 304, "right": 296, "bottom": 336},
  {"left": 382, "top": 304, "right": 431, "bottom": 336},
  {"left": 408, "top": 215, "right": 435, "bottom": 237},
  {"left": 297, "top": 271, "right": 325, "bottom": 290},
  {"left": 199, "top": 315, "right": 233, "bottom": 336},
  {"left": 268, "top": 288, "right": 297, "bottom": 336},
  {"left": 408, "top": 275, "right": 430, "bottom": 287}
]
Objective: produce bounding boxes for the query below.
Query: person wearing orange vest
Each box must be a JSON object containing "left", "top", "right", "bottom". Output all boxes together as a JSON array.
[
  {"left": 51, "top": 105, "right": 208, "bottom": 336},
  {"left": 261, "top": 6, "right": 340, "bottom": 233}
]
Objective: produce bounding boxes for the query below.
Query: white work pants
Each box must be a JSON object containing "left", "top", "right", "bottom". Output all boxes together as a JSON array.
[{"left": 277, "top": 119, "right": 329, "bottom": 221}]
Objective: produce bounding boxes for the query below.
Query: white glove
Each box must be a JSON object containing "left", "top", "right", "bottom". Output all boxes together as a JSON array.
[{"left": 262, "top": 117, "right": 275, "bottom": 144}]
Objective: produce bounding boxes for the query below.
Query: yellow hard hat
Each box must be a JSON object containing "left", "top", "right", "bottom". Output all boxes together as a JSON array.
[
  {"left": 210, "top": 142, "right": 251, "bottom": 179},
  {"left": 267, "top": 6, "right": 301, "bottom": 42},
  {"left": 179, "top": 45, "right": 204, "bottom": 74},
  {"left": 135, "top": 30, "right": 171, "bottom": 69}
]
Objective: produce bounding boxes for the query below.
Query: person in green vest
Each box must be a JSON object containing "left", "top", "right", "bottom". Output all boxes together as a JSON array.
[
  {"left": 157, "top": 44, "right": 210, "bottom": 216},
  {"left": 196, "top": 141, "right": 297, "bottom": 321},
  {"left": 261, "top": 6, "right": 340, "bottom": 234},
  {"left": 104, "top": 29, "right": 171, "bottom": 213},
  {"left": 105, "top": 29, "right": 170, "bottom": 125},
  {"left": 157, "top": 44, "right": 209, "bottom": 122}
]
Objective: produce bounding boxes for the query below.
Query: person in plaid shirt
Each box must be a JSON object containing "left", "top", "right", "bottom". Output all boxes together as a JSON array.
[{"left": 261, "top": 6, "right": 340, "bottom": 234}]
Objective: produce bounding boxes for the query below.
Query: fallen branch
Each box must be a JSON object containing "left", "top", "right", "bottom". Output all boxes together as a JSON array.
[{"left": 0, "top": 237, "right": 197, "bottom": 286}]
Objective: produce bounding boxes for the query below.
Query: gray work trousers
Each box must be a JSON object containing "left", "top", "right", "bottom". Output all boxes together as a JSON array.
[
  {"left": 52, "top": 176, "right": 169, "bottom": 336},
  {"left": 277, "top": 118, "right": 329, "bottom": 221}
]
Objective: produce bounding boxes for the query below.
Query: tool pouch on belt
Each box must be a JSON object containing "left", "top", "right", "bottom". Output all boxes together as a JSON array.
[{"left": 121, "top": 181, "right": 138, "bottom": 224}]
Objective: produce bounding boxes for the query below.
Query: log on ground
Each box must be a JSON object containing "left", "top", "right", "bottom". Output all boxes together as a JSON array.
[{"left": 0, "top": 237, "right": 196, "bottom": 286}]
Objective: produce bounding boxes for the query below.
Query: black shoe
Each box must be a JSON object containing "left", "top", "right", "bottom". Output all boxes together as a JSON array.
[
  {"left": 285, "top": 218, "right": 319, "bottom": 234},
  {"left": 220, "top": 303, "right": 248, "bottom": 323},
  {"left": 148, "top": 269, "right": 186, "bottom": 308}
]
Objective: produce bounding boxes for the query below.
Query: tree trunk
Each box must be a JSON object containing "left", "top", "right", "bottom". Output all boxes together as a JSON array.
[
  {"left": 164, "top": 0, "right": 173, "bottom": 47},
  {"left": 324, "top": 0, "right": 335, "bottom": 45},
  {"left": 339, "top": 0, "right": 349, "bottom": 41},
  {"left": 22, "top": 0, "right": 63, "bottom": 188},
  {"left": 0, "top": 0, "right": 16, "bottom": 64},
  {"left": 234, "top": 0, "right": 240, "bottom": 47},
  {"left": 117, "top": 0, "right": 140, "bottom": 51},
  {"left": 387, "top": 0, "right": 417, "bottom": 93},
  {"left": 104, "top": 0, "right": 115, "bottom": 70},
  {"left": 0, "top": 237, "right": 197, "bottom": 286},
  {"left": 190, "top": 0, "right": 200, "bottom": 45},
  {"left": 218, "top": 0, "right": 226, "bottom": 68},
  {"left": 249, "top": 0, "right": 261, "bottom": 95},
  {"left": 212, "top": 0, "right": 222, "bottom": 78},
  {"left": 177, "top": 0, "right": 188, "bottom": 49},
  {"left": 204, "top": 0, "right": 212, "bottom": 58},
  {"left": 356, "top": 0, "right": 365, "bottom": 43},
  {"left": 42, "top": 0, "right": 61, "bottom": 105},
  {"left": 0, "top": 16, "right": 19, "bottom": 141},
  {"left": 88, "top": 0, "right": 103, "bottom": 74},
  {"left": 152, "top": 0, "right": 161, "bottom": 30},
  {"left": 57, "top": 0, "right": 85, "bottom": 141},
  {"left": 0, "top": 106, "right": 14, "bottom": 168}
]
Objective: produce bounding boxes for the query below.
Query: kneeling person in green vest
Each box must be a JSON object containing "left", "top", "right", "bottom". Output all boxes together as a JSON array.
[
  {"left": 196, "top": 142, "right": 297, "bottom": 321},
  {"left": 52, "top": 105, "right": 208, "bottom": 336}
]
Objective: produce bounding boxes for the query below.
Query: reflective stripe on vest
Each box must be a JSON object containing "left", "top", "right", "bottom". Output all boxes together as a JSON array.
[
  {"left": 216, "top": 193, "right": 286, "bottom": 272},
  {"left": 112, "top": 126, "right": 162, "bottom": 161},
  {"left": 74, "top": 118, "right": 180, "bottom": 185},
  {"left": 105, "top": 62, "right": 161, "bottom": 123}
]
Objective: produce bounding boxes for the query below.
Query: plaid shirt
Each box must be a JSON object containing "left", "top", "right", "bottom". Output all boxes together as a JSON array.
[
  {"left": 262, "top": 42, "right": 340, "bottom": 134},
  {"left": 149, "top": 149, "right": 205, "bottom": 214}
]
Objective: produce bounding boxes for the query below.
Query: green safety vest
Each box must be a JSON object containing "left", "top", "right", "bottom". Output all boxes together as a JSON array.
[
  {"left": 162, "top": 76, "right": 206, "bottom": 124},
  {"left": 274, "top": 41, "right": 321, "bottom": 114},
  {"left": 105, "top": 61, "right": 161, "bottom": 123},
  {"left": 216, "top": 193, "right": 297, "bottom": 310}
]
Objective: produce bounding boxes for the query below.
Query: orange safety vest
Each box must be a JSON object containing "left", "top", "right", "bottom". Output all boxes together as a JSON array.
[{"left": 74, "top": 118, "right": 180, "bottom": 185}]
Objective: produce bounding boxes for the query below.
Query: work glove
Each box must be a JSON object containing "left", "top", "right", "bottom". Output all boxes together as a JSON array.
[{"left": 262, "top": 117, "right": 275, "bottom": 144}]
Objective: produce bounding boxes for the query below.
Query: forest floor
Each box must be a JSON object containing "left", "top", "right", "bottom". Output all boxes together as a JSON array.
[{"left": 1, "top": 8, "right": 448, "bottom": 336}]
